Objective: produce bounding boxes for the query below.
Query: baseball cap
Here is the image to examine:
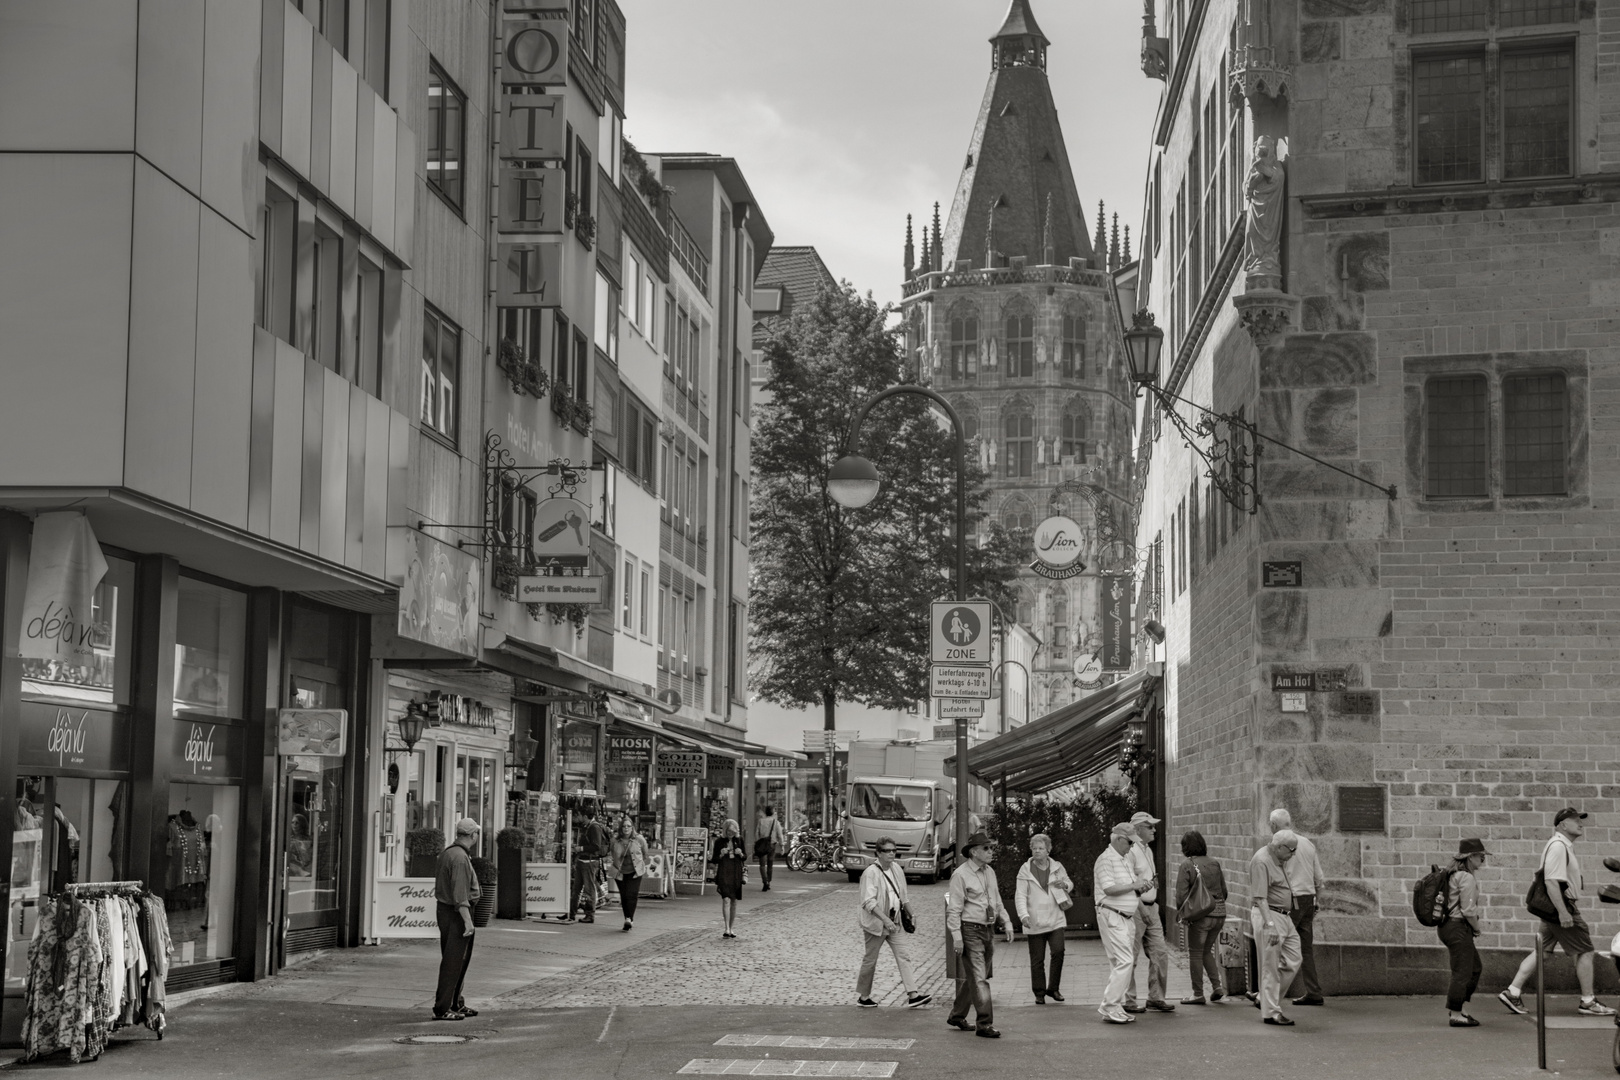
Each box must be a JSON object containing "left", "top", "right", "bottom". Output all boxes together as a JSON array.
[
  {"left": 1110, "top": 822, "right": 1136, "bottom": 838},
  {"left": 1555, "top": 807, "right": 1589, "bottom": 825},
  {"left": 1129, "top": 811, "right": 1161, "bottom": 826}
]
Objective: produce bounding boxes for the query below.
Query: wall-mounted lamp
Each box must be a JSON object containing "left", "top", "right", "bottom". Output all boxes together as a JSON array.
[{"left": 1143, "top": 619, "right": 1167, "bottom": 645}]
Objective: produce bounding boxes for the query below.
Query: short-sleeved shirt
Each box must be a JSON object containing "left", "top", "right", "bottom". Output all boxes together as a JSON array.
[
  {"left": 1094, "top": 846, "right": 1139, "bottom": 916},
  {"left": 1284, "top": 834, "right": 1326, "bottom": 896},
  {"left": 1129, "top": 839, "right": 1158, "bottom": 905},
  {"left": 1544, "top": 832, "right": 1584, "bottom": 903},
  {"left": 1249, "top": 847, "right": 1293, "bottom": 910},
  {"left": 435, "top": 844, "right": 481, "bottom": 907}
]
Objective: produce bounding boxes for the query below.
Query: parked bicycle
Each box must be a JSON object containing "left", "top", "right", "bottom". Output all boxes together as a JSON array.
[{"left": 787, "top": 829, "right": 844, "bottom": 873}]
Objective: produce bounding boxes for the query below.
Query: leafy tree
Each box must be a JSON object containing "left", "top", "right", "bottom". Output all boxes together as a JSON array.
[{"left": 748, "top": 282, "right": 1021, "bottom": 731}]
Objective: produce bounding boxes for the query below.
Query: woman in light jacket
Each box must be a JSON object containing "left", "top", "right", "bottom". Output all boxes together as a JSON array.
[
  {"left": 610, "top": 818, "right": 650, "bottom": 932},
  {"left": 1015, "top": 832, "right": 1074, "bottom": 1004}
]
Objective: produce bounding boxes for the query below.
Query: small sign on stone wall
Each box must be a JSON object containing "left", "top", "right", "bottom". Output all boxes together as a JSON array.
[
  {"left": 1338, "top": 785, "right": 1387, "bottom": 834},
  {"left": 1272, "top": 671, "right": 1317, "bottom": 692},
  {"left": 1262, "top": 561, "right": 1303, "bottom": 587},
  {"left": 1336, "top": 691, "right": 1379, "bottom": 714}
]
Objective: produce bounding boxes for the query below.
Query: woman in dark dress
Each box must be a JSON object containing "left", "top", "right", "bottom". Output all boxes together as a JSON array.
[{"left": 712, "top": 818, "right": 747, "bottom": 938}]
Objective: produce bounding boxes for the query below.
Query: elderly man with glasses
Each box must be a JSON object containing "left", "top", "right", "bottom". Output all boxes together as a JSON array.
[
  {"left": 1249, "top": 829, "right": 1304, "bottom": 1026},
  {"left": 855, "top": 837, "right": 932, "bottom": 1009}
]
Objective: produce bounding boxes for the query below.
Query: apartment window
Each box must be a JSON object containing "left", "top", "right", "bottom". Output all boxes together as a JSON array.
[
  {"left": 311, "top": 225, "right": 342, "bottom": 373},
  {"left": 628, "top": 254, "right": 645, "bottom": 331},
  {"left": 1061, "top": 401, "right": 1088, "bottom": 462},
  {"left": 639, "top": 565, "right": 651, "bottom": 637},
  {"left": 551, "top": 312, "right": 571, "bottom": 387},
  {"left": 572, "top": 329, "right": 590, "bottom": 398},
  {"left": 621, "top": 558, "right": 634, "bottom": 629},
  {"left": 1003, "top": 406, "right": 1034, "bottom": 478},
  {"left": 1005, "top": 309, "right": 1033, "bottom": 378},
  {"left": 622, "top": 396, "right": 656, "bottom": 485},
  {"left": 1060, "top": 314, "right": 1084, "bottom": 378},
  {"left": 1503, "top": 373, "right": 1568, "bottom": 495},
  {"left": 356, "top": 258, "right": 384, "bottom": 396},
  {"left": 421, "top": 306, "right": 460, "bottom": 444},
  {"left": 1424, "top": 375, "right": 1489, "bottom": 497},
  {"left": 426, "top": 60, "right": 465, "bottom": 210},
  {"left": 572, "top": 0, "right": 596, "bottom": 59},
  {"left": 299, "top": 0, "right": 348, "bottom": 52},
  {"left": 657, "top": 584, "right": 668, "bottom": 667},
  {"left": 570, "top": 137, "right": 594, "bottom": 224},
  {"left": 258, "top": 184, "right": 297, "bottom": 343},
  {"left": 499, "top": 306, "right": 546, "bottom": 370},
  {"left": 594, "top": 271, "right": 618, "bottom": 360},
  {"left": 950, "top": 312, "right": 979, "bottom": 380}
]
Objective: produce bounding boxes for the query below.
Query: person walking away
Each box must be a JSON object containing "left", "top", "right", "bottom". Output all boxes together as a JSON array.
[
  {"left": 1175, "top": 830, "right": 1228, "bottom": 1004},
  {"left": 1095, "top": 823, "right": 1150, "bottom": 1024},
  {"left": 1433, "top": 838, "right": 1489, "bottom": 1026},
  {"left": 945, "top": 832, "right": 1012, "bottom": 1038},
  {"left": 755, "top": 806, "right": 785, "bottom": 892},
  {"left": 1498, "top": 808, "right": 1615, "bottom": 1017},
  {"left": 569, "top": 804, "right": 610, "bottom": 924},
  {"left": 1269, "top": 808, "right": 1326, "bottom": 1006},
  {"left": 1249, "top": 829, "right": 1303, "bottom": 1026},
  {"left": 1015, "top": 832, "right": 1074, "bottom": 1004},
  {"left": 712, "top": 818, "right": 747, "bottom": 938},
  {"left": 432, "top": 818, "right": 482, "bottom": 1021},
  {"left": 1125, "top": 811, "right": 1174, "bottom": 1013},
  {"left": 855, "top": 837, "right": 932, "bottom": 1008},
  {"left": 611, "top": 818, "right": 649, "bottom": 932}
]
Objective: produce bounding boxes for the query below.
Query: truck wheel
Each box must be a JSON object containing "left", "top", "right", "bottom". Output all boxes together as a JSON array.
[{"left": 847, "top": 870, "right": 862, "bottom": 883}]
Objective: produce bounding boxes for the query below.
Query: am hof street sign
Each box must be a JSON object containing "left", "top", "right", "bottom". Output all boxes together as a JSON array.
[{"left": 1030, "top": 515, "right": 1087, "bottom": 580}]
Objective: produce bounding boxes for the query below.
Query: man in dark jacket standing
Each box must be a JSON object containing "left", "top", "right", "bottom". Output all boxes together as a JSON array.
[
  {"left": 433, "top": 818, "right": 482, "bottom": 1020},
  {"left": 570, "top": 804, "right": 611, "bottom": 923}
]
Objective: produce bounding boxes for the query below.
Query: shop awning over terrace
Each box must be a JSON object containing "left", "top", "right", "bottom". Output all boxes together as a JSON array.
[{"left": 944, "top": 668, "right": 1159, "bottom": 794}]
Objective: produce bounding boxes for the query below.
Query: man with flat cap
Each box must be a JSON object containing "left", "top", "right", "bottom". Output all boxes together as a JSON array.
[
  {"left": 1249, "top": 829, "right": 1303, "bottom": 1025},
  {"left": 1095, "top": 822, "right": 1153, "bottom": 1024},
  {"left": 1499, "top": 808, "right": 1615, "bottom": 1017},
  {"left": 432, "top": 817, "right": 482, "bottom": 1020},
  {"left": 1434, "top": 837, "right": 1490, "bottom": 1027},
  {"left": 946, "top": 832, "right": 1013, "bottom": 1038},
  {"left": 1125, "top": 810, "right": 1174, "bottom": 1013}
]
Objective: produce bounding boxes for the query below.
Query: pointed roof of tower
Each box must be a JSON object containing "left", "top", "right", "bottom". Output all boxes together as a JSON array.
[
  {"left": 992, "top": 0, "right": 1049, "bottom": 45},
  {"left": 940, "top": 0, "right": 1095, "bottom": 270}
]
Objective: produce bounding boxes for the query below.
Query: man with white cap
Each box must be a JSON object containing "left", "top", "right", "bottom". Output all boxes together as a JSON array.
[
  {"left": 1249, "top": 829, "right": 1303, "bottom": 1025},
  {"left": 1124, "top": 810, "right": 1174, "bottom": 1013},
  {"left": 1095, "top": 822, "right": 1152, "bottom": 1024},
  {"left": 432, "top": 817, "right": 482, "bottom": 1020}
]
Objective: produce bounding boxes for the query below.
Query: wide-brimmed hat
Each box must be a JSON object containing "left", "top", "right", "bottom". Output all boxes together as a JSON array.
[
  {"left": 1456, "top": 837, "right": 1492, "bottom": 858},
  {"left": 961, "top": 832, "right": 994, "bottom": 855}
]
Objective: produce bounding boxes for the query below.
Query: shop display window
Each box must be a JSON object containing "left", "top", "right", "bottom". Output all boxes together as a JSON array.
[
  {"left": 164, "top": 784, "right": 238, "bottom": 966},
  {"left": 454, "top": 752, "right": 498, "bottom": 859},
  {"left": 20, "top": 556, "right": 133, "bottom": 706},
  {"left": 173, "top": 576, "right": 247, "bottom": 719},
  {"left": 285, "top": 757, "right": 343, "bottom": 915}
]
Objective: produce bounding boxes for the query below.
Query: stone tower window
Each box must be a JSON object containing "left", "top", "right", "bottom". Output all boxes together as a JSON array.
[{"left": 1424, "top": 375, "right": 1489, "bottom": 497}]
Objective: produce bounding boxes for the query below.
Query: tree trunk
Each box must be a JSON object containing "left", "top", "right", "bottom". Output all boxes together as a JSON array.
[{"left": 822, "top": 681, "right": 836, "bottom": 831}]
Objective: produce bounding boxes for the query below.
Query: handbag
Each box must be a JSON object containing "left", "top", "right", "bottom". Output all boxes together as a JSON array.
[
  {"left": 1035, "top": 867, "right": 1074, "bottom": 912},
  {"left": 1178, "top": 861, "right": 1216, "bottom": 922},
  {"left": 1526, "top": 840, "right": 1563, "bottom": 922},
  {"left": 880, "top": 868, "right": 915, "bottom": 933}
]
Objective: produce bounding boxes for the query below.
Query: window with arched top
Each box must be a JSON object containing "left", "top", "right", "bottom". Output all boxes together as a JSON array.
[
  {"left": 1048, "top": 589, "right": 1069, "bottom": 661},
  {"left": 1062, "top": 397, "right": 1091, "bottom": 462},
  {"left": 952, "top": 399, "right": 979, "bottom": 442},
  {"left": 1061, "top": 307, "right": 1085, "bottom": 379},
  {"left": 1003, "top": 399, "right": 1034, "bottom": 477},
  {"left": 948, "top": 302, "right": 979, "bottom": 381},
  {"left": 1004, "top": 299, "right": 1034, "bottom": 379},
  {"left": 1013, "top": 584, "right": 1035, "bottom": 627},
  {"left": 1000, "top": 493, "right": 1034, "bottom": 533}
]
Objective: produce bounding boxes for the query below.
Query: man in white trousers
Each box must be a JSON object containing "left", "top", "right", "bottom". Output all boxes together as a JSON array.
[
  {"left": 1249, "top": 829, "right": 1303, "bottom": 1026},
  {"left": 1094, "top": 822, "right": 1152, "bottom": 1024}
]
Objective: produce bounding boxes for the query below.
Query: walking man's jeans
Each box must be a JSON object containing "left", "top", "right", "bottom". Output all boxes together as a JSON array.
[
  {"left": 857, "top": 927, "right": 918, "bottom": 998},
  {"left": 1439, "top": 919, "right": 1482, "bottom": 1012},
  {"left": 619, "top": 875, "right": 642, "bottom": 921},
  {"left": 1256, "top": 908, "right": 1303, "bottom": 1020},
  {"left": 1288, "top": 893, "right": 1322, "bottom": 999},
  {"left": 1127, "top": 902, "right": 1171, "bottom": 1005},
  {"left": 948, "top": 922, "right": 996, "bottom": 1030},
  {"left": 1026, "top": 929, "right": 1065, "bottom": 997},
  {"left": 1185, "top": 912, "right": 1226, "bottom": 998},
  {"left": 1097, "top": 907, "right": 1136, "bottom": 1014},
  {"left": 434, "top": 903, "right": 474, "bottom": 1016},
  {"left": 571, "top": 858, "right": 600, "bottom": 918},
  {"left": 757, "top": 851, "right": 774, "bottom": 888}
]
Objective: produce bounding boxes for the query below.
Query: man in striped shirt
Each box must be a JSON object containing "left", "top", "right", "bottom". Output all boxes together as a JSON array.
[{"left": 1095, "top": 823, "right": 1153, "bottom": 1024}]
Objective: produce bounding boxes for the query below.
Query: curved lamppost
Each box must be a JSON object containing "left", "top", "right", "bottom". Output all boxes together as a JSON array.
[
  {"left": 828, "top": 384, "right": 972, "bottom": 866},
  {"left": 992, "top": 659, "right": 1031, "bottom": 735}
]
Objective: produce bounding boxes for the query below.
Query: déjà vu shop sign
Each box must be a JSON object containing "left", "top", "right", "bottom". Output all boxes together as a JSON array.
[
  {"left": 18, "top": 701, "right": 128, "bottom": 773},
  {"left": 170, "top": 718, "right": 243, "bottom": 779}
]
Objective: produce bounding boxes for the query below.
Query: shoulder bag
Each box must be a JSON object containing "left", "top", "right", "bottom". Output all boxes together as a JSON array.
[
  {"left": 1178, "top": 861, "right": 1216, "bottom": 923},
  {"left": 1034, "top": 865, "right": 1074, "bottom": 912},
  {"left": 1526, "top": 840, "right": 1563, "bottom": 923},
  {"left": 880, "top": 868, "right": 916, "bottom": 933}
]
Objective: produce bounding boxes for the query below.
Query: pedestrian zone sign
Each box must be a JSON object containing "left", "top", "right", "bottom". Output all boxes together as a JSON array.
[{"left": 930, "top": 601, "right": 992, "bottom": 664}]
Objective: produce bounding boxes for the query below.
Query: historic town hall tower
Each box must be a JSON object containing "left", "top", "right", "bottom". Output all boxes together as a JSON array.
[{"left": 901, "top": 0, "right": 1137, "bottom": 719}]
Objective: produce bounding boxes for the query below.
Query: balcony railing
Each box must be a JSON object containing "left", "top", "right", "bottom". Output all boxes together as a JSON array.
[
  {"left": 668, "top": 214, "right": 709, "bottom": 297},
  {"left": 902, "top": 263, "right": 1114, "bottom": 299}
]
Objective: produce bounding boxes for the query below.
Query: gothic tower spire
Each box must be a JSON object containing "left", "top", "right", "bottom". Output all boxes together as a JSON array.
[
  {"left": 932, "top": 202, "right": 943, "bottom": 271},
  {"left": 904, "top": 214, "right": 915, "bottom": 281}
]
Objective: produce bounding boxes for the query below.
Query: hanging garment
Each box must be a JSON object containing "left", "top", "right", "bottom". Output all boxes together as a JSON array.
[{"left": 101, "top": 898, "right": 124, "bottom": 1021}]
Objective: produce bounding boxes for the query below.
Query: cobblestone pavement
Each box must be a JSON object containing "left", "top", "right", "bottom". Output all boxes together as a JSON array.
[{"left": 497, "top": 881, "right": 1196, "bottom": 1010}]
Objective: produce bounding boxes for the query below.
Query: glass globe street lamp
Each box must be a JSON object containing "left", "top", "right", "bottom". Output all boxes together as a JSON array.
[{"left": 827, "top": 454, "right": 881, "bottom": 509}]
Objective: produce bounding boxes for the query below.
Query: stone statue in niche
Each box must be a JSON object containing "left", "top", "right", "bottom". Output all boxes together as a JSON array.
[{"left": 1243, "top": 135, "right": 1285, "bottom": 287}]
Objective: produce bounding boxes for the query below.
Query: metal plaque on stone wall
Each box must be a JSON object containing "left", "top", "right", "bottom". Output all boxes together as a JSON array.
[{"left": 1337, "top": 785, "right": 1387, "bottom": 834}]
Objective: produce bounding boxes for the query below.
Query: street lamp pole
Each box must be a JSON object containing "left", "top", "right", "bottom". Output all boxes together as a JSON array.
[
  {"left": 993, "top": 659, "right": 1030, "bottom": 735},
  {"left": 827, "top": 384, "right": 971, "bottom": 865}
]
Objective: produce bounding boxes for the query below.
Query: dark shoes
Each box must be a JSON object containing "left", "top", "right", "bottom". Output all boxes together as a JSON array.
[
  {"left": 1210, "top": 991, "right": 1225, "bottom": 1002},
  {"left": 1265, "top": 1015, "right": 1295, "bottom": 1026},
  {"left": 947, "top": 1018, "right": 974, "bottom": 1031},
  {"left": 458, "top": 1007, "right": 478, "bottom": 1017},
  {"left": 580, "top": 915, "right": 595, "bottom": 923},
  {"left": 906, "top": 993, "right": 932, "bottom": 1009},
  {"left": 1450, "top": 1014, "right": 1480, "bottom": 1027},
  {"left": 1122, "top": 1004, "right": 1146, "bottom": 1014},
  {"left": 856, "top": 998, "right": 878, "bottom": 1008},
  {"left": 1034, "top": 994, "right": 1044, "bottom": 1005},
  {"left": 432, "top": 1010, "right": 464, "bottom": 1021},
  {"left": 1047, "top": 990, "right": 1064, "bottom": 1002},
  {"left": 975, "top": 1027, "right": 1001, "bottom": 1039},
  {"left": 1145, "top": 1000, "right": 1177, "bottom": 1012},
  {"left": 1181, "top": 996, "right": 1207, "bottom": 1005},
  {"left": 1292, "top": 996, "right": 1325, "bottom": 1006}
]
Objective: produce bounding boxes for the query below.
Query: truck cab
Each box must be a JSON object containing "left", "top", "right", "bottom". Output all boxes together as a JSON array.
[{"left": 841, "top": 776, "right": 955, "bottom": 883}]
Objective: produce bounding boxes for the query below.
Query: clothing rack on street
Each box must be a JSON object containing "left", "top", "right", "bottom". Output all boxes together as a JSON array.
[{"left": 63, "top": 880, "right": 146, "bottom": 896}]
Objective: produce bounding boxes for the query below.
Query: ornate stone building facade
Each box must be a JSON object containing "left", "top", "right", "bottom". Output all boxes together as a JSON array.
[{"left": 900, "top": 0, "right": 1138, "bottom": 718}]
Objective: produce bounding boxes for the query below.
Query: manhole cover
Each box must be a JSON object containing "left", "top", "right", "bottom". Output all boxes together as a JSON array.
[{"left": 394, "top": 1034, "right": 477, "bottom": 1045}]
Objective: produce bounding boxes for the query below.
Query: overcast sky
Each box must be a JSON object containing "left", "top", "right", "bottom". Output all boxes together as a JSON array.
[{"left": 620, "top": 0, "right": 1163, "bottom": 308}]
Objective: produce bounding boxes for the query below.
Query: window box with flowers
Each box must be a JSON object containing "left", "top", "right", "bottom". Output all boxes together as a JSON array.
[
  {"left": 496, "top": 338, "right": 550, "bottom": 398},
  {"left": 547, "top": 602, "right": 589, "bottom": 636},
  {"left": 551, "top": 383, "right": 593, "bottom": 433}
]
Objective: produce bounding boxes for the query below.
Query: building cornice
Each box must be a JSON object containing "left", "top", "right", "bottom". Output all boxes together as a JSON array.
[{"left": 1299, "top": 174, "right": 1620, "bottom": 219}]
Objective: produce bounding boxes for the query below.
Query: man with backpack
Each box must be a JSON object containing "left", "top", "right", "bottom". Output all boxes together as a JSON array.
[
  {"left": 1499, "top": 807, "right": 1616, "bottom": 1017},
  {"left": 1415, "top": 838, "right": 1490, "bottom": 1026}
]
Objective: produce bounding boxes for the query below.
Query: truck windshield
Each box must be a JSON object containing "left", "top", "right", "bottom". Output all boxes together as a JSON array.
[{"left": 849, "top": 783, "right": 931, "bottom": 823}]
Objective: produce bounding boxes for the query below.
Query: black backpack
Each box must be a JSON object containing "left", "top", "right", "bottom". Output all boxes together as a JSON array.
[{"left": 1413, "top": 864, "right": 1455, "bottom": 927}]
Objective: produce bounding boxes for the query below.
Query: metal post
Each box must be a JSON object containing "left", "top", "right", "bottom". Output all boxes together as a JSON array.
[{"left": 1536, "top": 937, "right": 1546, "bottom": 1069}]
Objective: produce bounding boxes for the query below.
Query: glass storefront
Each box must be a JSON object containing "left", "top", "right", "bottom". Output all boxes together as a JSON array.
[
  {"left": 165, "top": 784, "right": 238, "bottom": 966},
  {"left": 19, "top": 556, "right": 133, "bottom": 706},
  {"left": 173, "top": 577, "right": 247, "bottom": 719}
]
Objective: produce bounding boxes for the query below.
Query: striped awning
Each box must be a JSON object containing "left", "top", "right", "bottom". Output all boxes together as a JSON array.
[{"left": 945, "top": 668, "right": 1159, "bottom": 793}]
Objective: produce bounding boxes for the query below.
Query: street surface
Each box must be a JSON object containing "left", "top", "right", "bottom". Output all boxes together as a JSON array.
[{"left": 7, "top": 877, "right": 1615, "bottom": 1078}]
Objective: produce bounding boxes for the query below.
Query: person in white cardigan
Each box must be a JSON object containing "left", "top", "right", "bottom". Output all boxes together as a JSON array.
[
  {"left": 855, "top": 837, "right": 932, "bottom": 1009},
  {"left": 1016, "top": 832, "right": 1075, "bottom": 1004}
]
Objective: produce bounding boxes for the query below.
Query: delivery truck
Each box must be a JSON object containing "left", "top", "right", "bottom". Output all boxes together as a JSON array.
[{"left": 840, "top": 739, "right": 985, "bottom": 883}]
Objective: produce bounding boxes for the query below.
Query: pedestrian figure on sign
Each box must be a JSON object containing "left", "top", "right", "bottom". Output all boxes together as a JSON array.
[
  {"left": 854, "top": 837, "right": 931, "bottom": 1009},
  {"left": 1498, "top": 808, "right": 1616, "bottom": 1017},
  {"left": 946, "top": 832, "right": 1012, "bottom": 1038},
  {"left": 1174, "top": 829, "right": 1228, "bottom": 1005},
  {"left": 1094, "top": 823, "right": 1150, "bottom": 1024},
  {"left": 1248, "top": 829, "right": 1303, "bottom": 1025},
  {"left": 1270, "top": 808, "right": 1326, "bottom": 1006},
  {"left": 755, "top": 805, "right": 785, "bottom": 892},
  {"left": 1015, "top": 832, "right": 1073, "bottom": 1004},
  {"left": 1430, "top": 837, "right": 1490, "bottom": 1026},
  {"left": 431, "top": 818, "right": 482, "bottom": 1021},
  {"left": 1125, "top": 811, "right": 1174, "bottom": 1014},
  {"left": 712, "top": 818, "right": 747, "bottom": 938}
]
